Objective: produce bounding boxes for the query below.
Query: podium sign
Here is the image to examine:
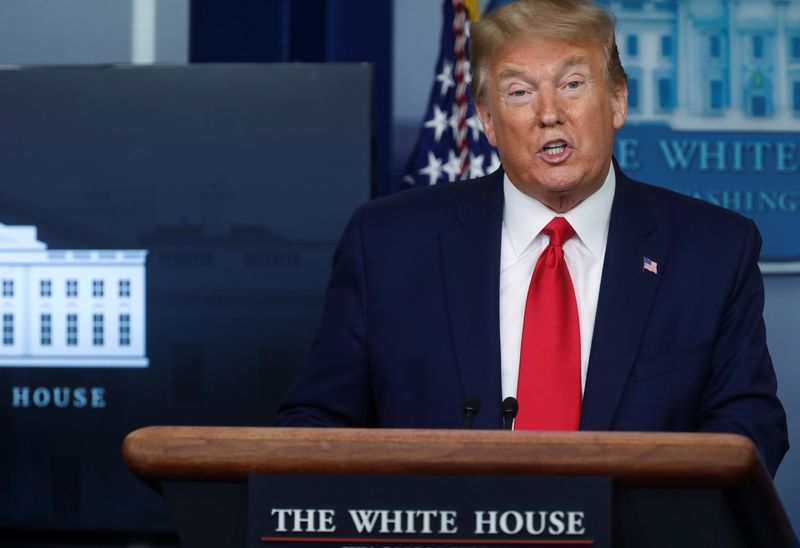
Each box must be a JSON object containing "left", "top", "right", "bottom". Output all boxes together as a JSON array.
[
  {"left": 248, "top": 475, "right": 611, "bottom": 548},
  {"left": 123, "top": 427, "right": 796, "bottom": 547}
]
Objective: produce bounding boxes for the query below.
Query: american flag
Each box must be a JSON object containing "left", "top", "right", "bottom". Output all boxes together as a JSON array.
[
  {"left": 401, "top": 0, "right": 499, "bottom": 189},
  {"left": 643, "top": 257, "right": 658, "bottom": 274}
]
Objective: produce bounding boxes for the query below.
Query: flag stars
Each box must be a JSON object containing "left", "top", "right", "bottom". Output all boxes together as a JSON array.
[
  {"left": 466, "top": 112, "right": 484, "bottom": 142},
  {"left": 486, "top": 152, "right": 502, "bottom": 174},
  {"left": 449, "top": 105, "right": 462, "bottom": 142},
  {"left": 442, "top": 150, "right": 463, "bottom": 182},
  {"left": 424, "top": 105, "right": 449, "bottom": 143},
  {"left": 401, "top": 6, "right": 498, "bottom": 188},
  {"left": 418, "top": 151, "right": 444, "bottom": 185},
  {"left": 469, "top": 152, "right": 485, "bottom": 178},
  {"left": 436, "top": 61, "right": 455, "bottom": 97}
]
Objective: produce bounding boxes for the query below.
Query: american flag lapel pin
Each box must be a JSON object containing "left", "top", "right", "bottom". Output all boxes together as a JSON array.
[{"left": 643, "top": 257, "right": 658, "bottom": 274}]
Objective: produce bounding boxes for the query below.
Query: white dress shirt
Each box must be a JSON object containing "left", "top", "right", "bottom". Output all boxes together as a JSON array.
[{"left": 499, "top": 165, "right": 615, "bottom": 400}]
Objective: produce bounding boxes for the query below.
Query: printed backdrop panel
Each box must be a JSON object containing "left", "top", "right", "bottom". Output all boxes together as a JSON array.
[{"left": 611, "top": 0, "right": 800, "bottom": 262}]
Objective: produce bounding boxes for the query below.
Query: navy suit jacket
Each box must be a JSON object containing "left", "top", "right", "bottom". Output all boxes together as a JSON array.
[{"left": 277, "top": 166, "right": 788, "bottom": 476}]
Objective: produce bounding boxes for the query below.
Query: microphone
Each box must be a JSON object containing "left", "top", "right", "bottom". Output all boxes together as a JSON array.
[
  {"left": 501, "top": 397, "right": 518, "bottom": 430},
  {"left": 462, "top": 395, "right": 480, "bottom": 429}
]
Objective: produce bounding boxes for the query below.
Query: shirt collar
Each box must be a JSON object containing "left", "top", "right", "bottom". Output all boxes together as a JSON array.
[{"left": 502, "top": 164, "right": 616, "bottom": 258}]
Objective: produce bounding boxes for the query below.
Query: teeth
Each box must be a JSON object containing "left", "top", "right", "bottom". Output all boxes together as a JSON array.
[{"left": 544, "top": 145, "right": 566, "bottom": 155}]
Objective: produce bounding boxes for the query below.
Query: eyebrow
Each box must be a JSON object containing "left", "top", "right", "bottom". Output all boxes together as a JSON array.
[
  {"left": 496, "top": 55, "right": 592, "bottom": 82},
  {"left": 497, "top": 67, "right": 531, "bottom": 81},
  {"left": 562, "top": 55, "right": 590, "bottom": 70}
]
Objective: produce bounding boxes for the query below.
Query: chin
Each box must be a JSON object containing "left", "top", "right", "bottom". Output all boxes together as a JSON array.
[{"left": 537, "top": 177, "right": 582, "bottom": 195}]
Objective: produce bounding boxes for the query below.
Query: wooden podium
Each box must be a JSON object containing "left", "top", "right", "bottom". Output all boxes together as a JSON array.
[{"left": 123, "top": 427, "right": 796, "bottom": 547}]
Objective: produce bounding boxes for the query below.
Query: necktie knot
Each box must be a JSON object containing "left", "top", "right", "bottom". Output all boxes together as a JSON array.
[{"left": 542, "top": 217, "right": 575, "bottom": 248}]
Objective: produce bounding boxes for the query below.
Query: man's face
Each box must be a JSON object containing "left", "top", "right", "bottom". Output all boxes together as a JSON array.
[{"left": 476, "top": 37, "right": 627, "bottom": 213}]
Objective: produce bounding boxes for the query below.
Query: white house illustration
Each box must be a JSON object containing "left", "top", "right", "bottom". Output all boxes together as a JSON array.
[
  {"left": 0, "top": 223, "right": 148, "bottom": 367},
  {"left": 610, "top": 0, "right": 800, "bottom": 130}
]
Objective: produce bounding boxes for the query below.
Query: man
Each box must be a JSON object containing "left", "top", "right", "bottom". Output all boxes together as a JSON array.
[{"left": 277, "top": 0, "right": 788, "bottom": 476}]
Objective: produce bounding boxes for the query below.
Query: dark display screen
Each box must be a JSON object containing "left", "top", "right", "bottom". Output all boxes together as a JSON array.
[{"left": 0, "top": 64, "right": 372, "bottom": 531}]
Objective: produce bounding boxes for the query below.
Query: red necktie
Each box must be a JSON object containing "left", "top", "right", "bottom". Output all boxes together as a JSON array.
[{"left": 515, "top": 217, "right": 581, "bottom": 430}]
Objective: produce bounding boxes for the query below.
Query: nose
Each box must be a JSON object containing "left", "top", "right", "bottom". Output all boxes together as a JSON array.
[{"left": 535, "top": 87, "right": 564, "bottom": 127}]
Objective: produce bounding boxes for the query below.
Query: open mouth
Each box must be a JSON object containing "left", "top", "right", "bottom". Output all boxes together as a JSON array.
[{"left": 542, "top": 140, "right": 568, "bottom": 156}]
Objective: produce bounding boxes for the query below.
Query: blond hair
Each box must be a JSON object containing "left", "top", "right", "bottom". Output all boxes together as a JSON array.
[{"left": 470, "top": 0, "right": 627, "bottom": 103}]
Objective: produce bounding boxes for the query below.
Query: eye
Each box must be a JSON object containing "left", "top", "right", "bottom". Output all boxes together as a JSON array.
[
  {"left": 511, "top": 90, "right": 527, "bottom": 97},
  {"left": 565, "top": 81, "right": 583, "bottom": 90}
]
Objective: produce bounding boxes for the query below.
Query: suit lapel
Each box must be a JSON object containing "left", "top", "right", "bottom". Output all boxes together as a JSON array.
[
  {"left": 440, "top": 172, "right": 504, "bottom": 429},
  {"left": 580, "top": 171, "right": 667, "bottom": 430}
]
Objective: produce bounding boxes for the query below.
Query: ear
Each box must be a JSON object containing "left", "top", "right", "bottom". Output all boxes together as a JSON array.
[
  {"left": 611, "top": 82, "right": 628, "bottom": 130},
  {"left": 475, "top": 100, "right": 498, "bottom": 147}
]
